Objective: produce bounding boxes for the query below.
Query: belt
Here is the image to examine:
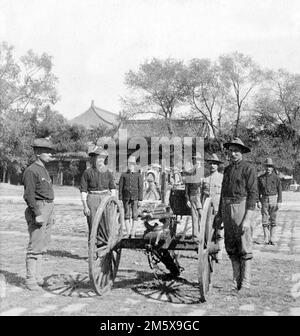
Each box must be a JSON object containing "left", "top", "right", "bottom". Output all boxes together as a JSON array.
[
  {"left": 261, "top": 194, "right": 277, "bottom": 197},
  {"left": 223, "top": 197, "right": 246, "bottom": 204},
  {"left": 36, "top": 199, "right": 53, "bottom": 203},
  {"left": 88, "top": 190, "right": 110, "bottom": 195}
]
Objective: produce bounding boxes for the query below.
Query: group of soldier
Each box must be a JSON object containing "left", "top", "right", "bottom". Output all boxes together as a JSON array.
[{"left": 22, "top": 136, "right": 282, "bottom": 294}]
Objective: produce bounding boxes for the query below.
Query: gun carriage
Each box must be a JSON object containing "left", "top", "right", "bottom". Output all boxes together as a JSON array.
[{"left": 88, "top": 165, "right": 219, "bottom": 302}]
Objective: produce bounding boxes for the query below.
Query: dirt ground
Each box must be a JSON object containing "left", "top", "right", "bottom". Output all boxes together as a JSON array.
[{"left": 0, "top": 183, "right": 299, "bottom": 316}]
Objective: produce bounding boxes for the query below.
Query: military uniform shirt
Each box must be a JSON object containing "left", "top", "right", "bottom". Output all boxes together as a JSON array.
[
  {"left": 80, "top": 167, "right": 116, "bottom": 193},
  {"left": 118, "top": 170, "right": 143, "bottom": 201},
  {"left": 204, "top": 171, "right": 223, "bottom": 210},
  {"left": 23, "top": 161, "right": 54, "bottom": 216},
  {"left": 220, "top": 159, "right": 258, "bottom": 211},
  {"left": 258, "top": 171, "right": 282, "bottom": 202}
]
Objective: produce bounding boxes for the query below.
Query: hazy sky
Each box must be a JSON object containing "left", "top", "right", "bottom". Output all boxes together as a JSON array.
[{"left": 1, "top": 0, "right": 300, "bottom": 120}]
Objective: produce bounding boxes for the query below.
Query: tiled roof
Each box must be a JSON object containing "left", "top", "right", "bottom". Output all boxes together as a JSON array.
[
  {"left": 70, "top": 101, "right": 119, "bottom": 129},
  {"left": 117, "top": 118, "right": 209, "bottom": 138}
]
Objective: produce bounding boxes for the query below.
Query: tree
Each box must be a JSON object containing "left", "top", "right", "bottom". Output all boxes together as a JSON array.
[
  {"left": 0, "top": 42, "right": 60, "bottom": 182},
  {"left": 254, "top": 69, "right": 300, "bottom": 179},
  {"left": 185, "top": 58, "right": 230, "bottom": 147},
  {"left": 0, "top": 110, "right": 34, "bottom": 182},
  {"left": 123, "top": 58, "right": 189, "bottom": 136},
  {"left": 219, "top": 52, "right": 264, "bottom": 137}
]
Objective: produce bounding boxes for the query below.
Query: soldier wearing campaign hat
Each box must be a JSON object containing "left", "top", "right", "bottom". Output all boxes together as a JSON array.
[
  {"left": 80, "top": 145, "right": 116, "bottom": 242},
  {"left": 257, "top": 157, "right": 282, "bottom": 245},
  {"left": 215, "top": 137, "right": 258, "bottom": 293},
  {"left": 22, "top": 138, "right": 56, "bottom": 291}
]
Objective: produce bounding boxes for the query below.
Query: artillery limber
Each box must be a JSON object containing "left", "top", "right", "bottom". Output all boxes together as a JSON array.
[{"left": 88, "top": 169, "right": 219, "bottom": 302}]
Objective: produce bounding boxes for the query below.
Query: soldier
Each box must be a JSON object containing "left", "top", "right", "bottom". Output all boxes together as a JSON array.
[
  {"left": 118, "top": 156, "right": 143, "bottom": 238},
  {"left": 203, "top": 153, "right": 224, "bottom": 212},
  {"left": 215, "top": 138, "right": 258, "bottom": 292},
  {"left": 203, "top": 153, "right": 224, "bottom": 260},
  {"left": 80, "top": 146, "right": 116, "bottom": 242},
  {"left": 184, "top": 152, "right": 204, "bottom": 240},
  {"left": 23, "top": 138, "right": 56, "bottom": 291},
  {"left": 257, "top": 158, "right": 282, "bottom": 245}
]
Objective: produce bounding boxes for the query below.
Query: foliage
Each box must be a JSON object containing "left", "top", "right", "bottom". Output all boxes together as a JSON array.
[
  {"left": 0, "top": 42, "right": 59, "bottom": 180},
  {"left": 218, "top": 52, "right": 264, "bottom": 137},
  {"left": 124, "top": 57, "right": 189, "bottom": 135}
]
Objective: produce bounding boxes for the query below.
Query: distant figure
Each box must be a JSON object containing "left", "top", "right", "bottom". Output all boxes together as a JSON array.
[
  {"left": 23, "top": 138, "right": 56, "bottom": 291},
  {"left": 144, "top": 175, "right": 160, "bottom": 201},
  {"left": 258, "top": 158, "right": 282, "bottom": 245},
  {"left": 119, "top": 156, "right": 143, "bottom": 238},
  {"left": 184, "top": 152, "right": 204, "bottom": 240},
  {"left": 203, "top": 153, "right": 224, "bottom": 261}
]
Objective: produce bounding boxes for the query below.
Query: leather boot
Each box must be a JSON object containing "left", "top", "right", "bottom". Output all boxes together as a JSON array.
[
  {"left": 130, "top": 220, "right": 138, "bottom": 238},
  {"left": 25, "top": 256, "right": 41, "bottom": 291},
  {"left": 269, "top": 226, "right": 276, "bottom": 245},
  {"left": 230, "top": 257, "right": 241, "bottom": 290},
  {"left": 124, "top": 219, "right": 131, "bottom": 237},
  {"left": 240, "top": 259, "right": 251, "bottom": 291},
  {"left": 36, "top": 255, "right": 44, "bottom": 286},
  {"left": 263, "top": 226, "right": 270, "bottom": 244}
]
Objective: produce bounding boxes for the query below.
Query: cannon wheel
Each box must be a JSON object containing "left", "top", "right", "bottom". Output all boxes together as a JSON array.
[
  {"left": 198, "top": 197, "right": 214, "bottom": 302},
  {"left": 88, "top": 195, "right": 124, "bottom": 295}
]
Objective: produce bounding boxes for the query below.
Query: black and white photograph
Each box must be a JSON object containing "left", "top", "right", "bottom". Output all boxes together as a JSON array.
[{"left": 0, "top": 0, "right": 300, "bottom": 320}]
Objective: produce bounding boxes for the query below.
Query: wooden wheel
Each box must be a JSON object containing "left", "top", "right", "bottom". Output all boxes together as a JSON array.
[
  {"left": 88, "top": 195, "right": 124, "bottom": 295},
  {"left": 198, "top": 197, "right": 214, "bottom": 302}
]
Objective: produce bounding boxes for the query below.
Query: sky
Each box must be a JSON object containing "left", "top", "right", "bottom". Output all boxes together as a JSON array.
[{"left": 1, "top": 0, "right": 300, "bottom": 120}]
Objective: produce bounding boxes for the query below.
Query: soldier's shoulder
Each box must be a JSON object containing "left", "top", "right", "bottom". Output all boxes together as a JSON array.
[{"left": 24, "top": 162, "right": 39, "bottom": 174}]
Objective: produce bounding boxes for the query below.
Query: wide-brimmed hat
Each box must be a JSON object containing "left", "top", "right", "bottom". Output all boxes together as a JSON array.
[
  {"left": 32, "top": 138, "right": 55, "bottom": 151},
  {"left": 264, "top": 158, "right": 274, "bottom": 166},
  {"left": 223, "top": 137, "right": 251, "bottom": 153},
  {"left": 128, "top": 156, "right": 136, "bottom": 164},
  {"left": 88, "top": 145, "right": 108, "bottom": 157},
  {"left": 206, "top": 153, "right": 223, "bottom": 164}
]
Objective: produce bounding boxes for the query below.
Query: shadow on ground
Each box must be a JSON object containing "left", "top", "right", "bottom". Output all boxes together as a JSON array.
[
  {"left": 0, "top": 270, "right": 25, "bottom": 288},
  {"left": 45, "top": 249, "right": 87, "bottom": 261}
]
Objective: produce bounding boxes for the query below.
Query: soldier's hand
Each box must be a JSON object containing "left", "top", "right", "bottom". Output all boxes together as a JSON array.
[
  {"left": 256, "top": 202, "right": 261, "bottom": 210},
  {"left": 35, "top": 215, "right": 44, "bottom": 226},
  {"left": 241, "top": 218, "right": 251, "bottom": 232},
  {"left": 187, "top": 200, "right": 191, "bottom": 208},
  {"left": 83, "top": 206, "right": 90, "bottom": 217}
]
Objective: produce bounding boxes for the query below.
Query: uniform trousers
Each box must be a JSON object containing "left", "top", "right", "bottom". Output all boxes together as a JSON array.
[
  {"left": 25, "top": 200, "right": 55, "bottom": 257},
  {"left": 261, "top": 195, "right": 278, "bottom": 227},
  {"left": 221, "top": 198, "right": 253, "bottom": 260}
]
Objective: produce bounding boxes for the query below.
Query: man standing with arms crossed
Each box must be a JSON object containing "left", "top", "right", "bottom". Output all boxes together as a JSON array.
[
  {"left": 23, "top": 138, "right": 56, "bottom": 291},
  {"left": 215, "top": 138, "right": 258, "bottom": 292}
]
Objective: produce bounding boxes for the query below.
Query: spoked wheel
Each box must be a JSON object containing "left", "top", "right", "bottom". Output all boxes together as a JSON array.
[
  {"left": 88, "top": 195, "right": 124, "bottom": 295},
  {"left": 198, "top": 197, "right": 214, "bottom": 302}
]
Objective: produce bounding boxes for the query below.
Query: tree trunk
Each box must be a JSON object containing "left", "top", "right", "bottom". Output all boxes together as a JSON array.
[
  {"left": 166, "top": 118, "right": 173, "bottom": 137},
  {"left": 3, "top": 168, "right": 7, "bottom": 183}
]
